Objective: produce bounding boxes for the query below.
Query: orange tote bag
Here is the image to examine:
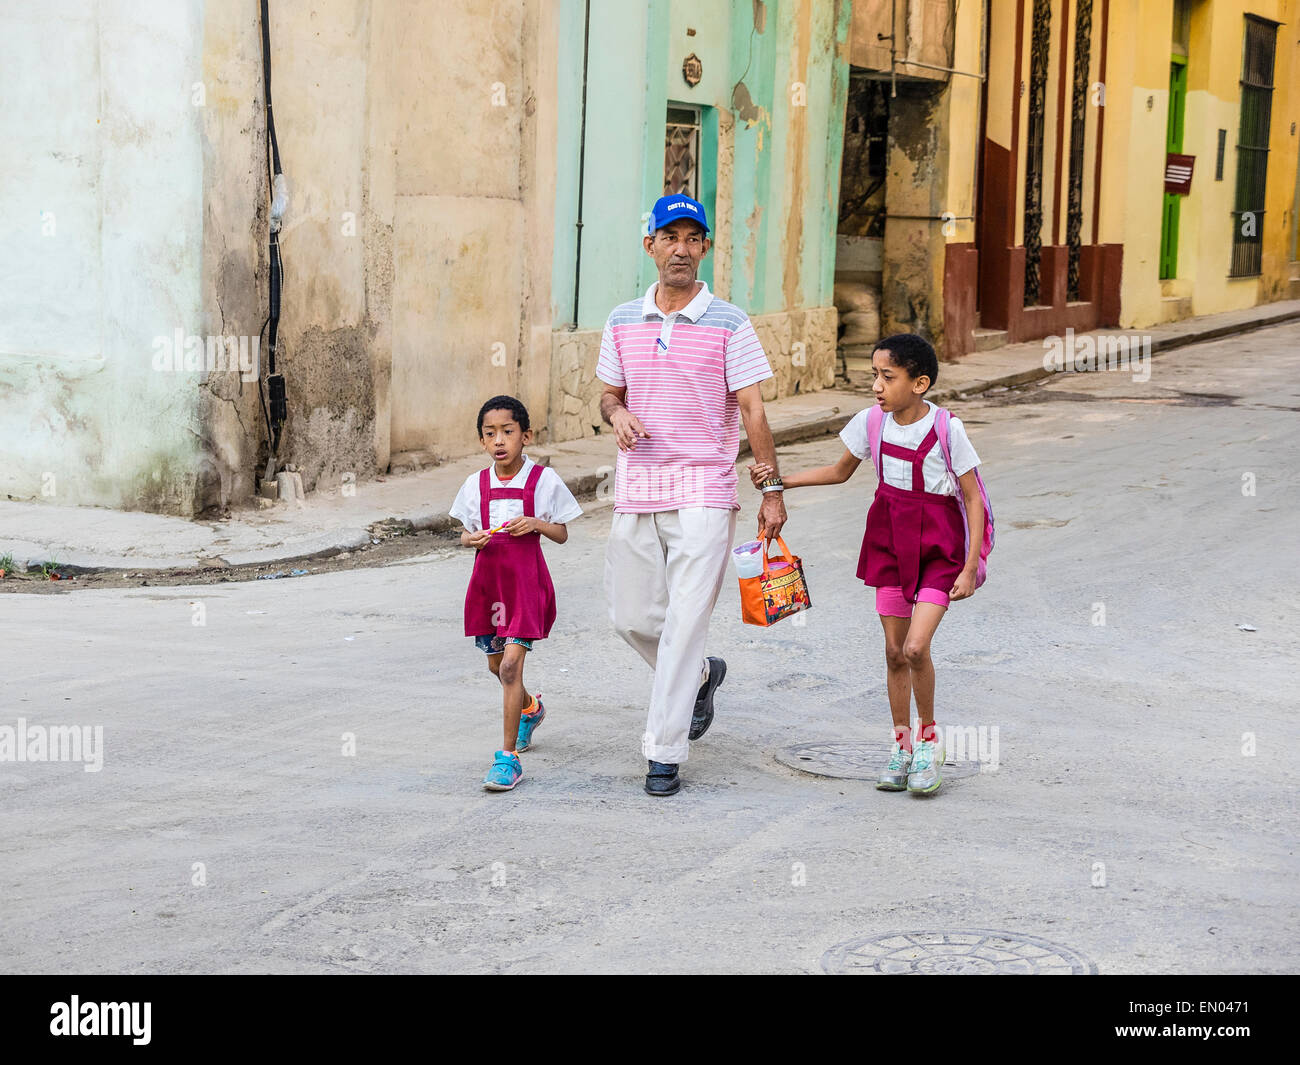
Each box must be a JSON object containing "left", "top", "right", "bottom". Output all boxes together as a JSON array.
[{"left": 739, "top": 536, "right": 812, "bottom": 627}]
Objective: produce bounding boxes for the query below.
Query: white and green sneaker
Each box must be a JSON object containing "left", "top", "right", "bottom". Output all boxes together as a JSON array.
[
  {"left": 907, "top": 734, "right": 946, "bottom": 794},
  {"left": 876, "top": 741, "right": 913, "bottom": 791}
]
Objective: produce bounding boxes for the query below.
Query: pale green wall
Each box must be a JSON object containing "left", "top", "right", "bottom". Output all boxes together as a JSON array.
[{"left": 0, "top": 0, "right": 206, "bottom": 513}]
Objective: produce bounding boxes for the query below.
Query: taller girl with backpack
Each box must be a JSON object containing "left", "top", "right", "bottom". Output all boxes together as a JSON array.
[{"left": 748, "top": 334, "right": 993, "bottom": 796}]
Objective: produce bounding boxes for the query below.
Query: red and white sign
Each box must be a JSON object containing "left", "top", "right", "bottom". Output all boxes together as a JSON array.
[{"left": 1165, "top": 153, "right": 1195, "bottom": 195}]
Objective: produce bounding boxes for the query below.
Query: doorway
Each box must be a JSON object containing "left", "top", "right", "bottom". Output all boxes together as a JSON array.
[{"left": 1159, "top": 56, "right": 1188, "bottom": 279}]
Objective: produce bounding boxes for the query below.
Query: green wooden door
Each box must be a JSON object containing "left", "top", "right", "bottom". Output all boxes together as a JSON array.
[{"left": 1159, "top": 57, "right": 1188, "bottom": 279}]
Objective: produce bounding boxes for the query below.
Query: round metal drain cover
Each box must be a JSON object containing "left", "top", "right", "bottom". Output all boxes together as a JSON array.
[
  {"left": 822, "top": 930, "right": 1097, "bottom": 974},
  {"left": 775, "top": 740, "right": 985, "bottom": 781}
]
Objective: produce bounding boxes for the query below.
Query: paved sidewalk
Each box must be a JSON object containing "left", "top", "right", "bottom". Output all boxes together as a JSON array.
[{"left": 3, "top": 298, "right": 1298, "bottom": 573}]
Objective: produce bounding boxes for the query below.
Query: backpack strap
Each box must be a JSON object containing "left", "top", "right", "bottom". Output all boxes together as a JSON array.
[
  {"left": 934, "top": 406, "right": 956, "bottom": 476},
  {"left": 933, "top": 406, "right": 973, "bottom": 562},
  {"left": 934, "top": 405, "right": 995, "bottom": 556},
  {"left": 866, "top": 404, "right": 885, "bottom": 479}
]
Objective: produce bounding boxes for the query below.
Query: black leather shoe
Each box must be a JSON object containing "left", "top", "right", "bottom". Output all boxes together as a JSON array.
[
  {"left": 688, "top": 657, "right": 726, "bottom": 741},
  {"left": 645, "top": 760, "right": 681, "bottom": 796}
]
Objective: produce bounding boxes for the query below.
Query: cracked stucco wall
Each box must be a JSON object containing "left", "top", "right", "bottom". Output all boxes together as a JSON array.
[
  {"left": 881, "top": 82, "right": 948, "bottom": 345},
  {"left": 200, "top": 0, "right": 392, "bottom": 510},
  {"left": 200, "top": 0, "right": 553, "bottom": 506},
  {"left": 198, "top": 1, "right": 268, "bottom": 514}
]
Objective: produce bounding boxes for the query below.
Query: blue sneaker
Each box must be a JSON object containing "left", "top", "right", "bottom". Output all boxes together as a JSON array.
[
  {"left": 482, "top": 751, "right": 523, "bottom": 791},
  {"left": 515, "top": 698, "right": 546, "bottom": 752}
]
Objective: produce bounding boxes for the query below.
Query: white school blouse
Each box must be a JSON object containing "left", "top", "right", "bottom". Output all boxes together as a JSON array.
[
  {"left": 449, "top": 456, "right": 584, "bottom": 533},
  {"left": 840, "top": 402, "right": 981, "bottom": 495}
]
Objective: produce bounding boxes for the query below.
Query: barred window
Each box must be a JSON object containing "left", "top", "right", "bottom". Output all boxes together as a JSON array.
[
  {"left": 1230, "top": 16, "right": 1277, "bottom": 278},
  {"left": 665, "top": 106, "right": 701, "bottom": 199}
]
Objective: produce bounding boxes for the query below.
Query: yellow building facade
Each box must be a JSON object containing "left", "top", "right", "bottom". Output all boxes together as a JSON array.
[
  {"left": 919, "top": 0, "right": 1300, "bottom": 357},
  {"left": 1102, "top": 0, "right": 1300, "bottom": 326}
]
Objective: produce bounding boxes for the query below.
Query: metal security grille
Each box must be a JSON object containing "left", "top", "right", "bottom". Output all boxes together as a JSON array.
[
  {"left": 1023, "top": 0, "right": 1052, "bottom": 306},
  {"left": 665, "top": 106, "right": 701, "bottom": 199},
  {"left": 1231, "top": 17, "right": 1276, "bottom": 278},
  {"left": 1067, "top": 0, "right": 1094, "bottom": 301}
]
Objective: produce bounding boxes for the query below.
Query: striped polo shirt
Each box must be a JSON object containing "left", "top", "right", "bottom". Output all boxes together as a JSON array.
[{"left": 596, "top": 281, "right": 773, "bottom": 513}]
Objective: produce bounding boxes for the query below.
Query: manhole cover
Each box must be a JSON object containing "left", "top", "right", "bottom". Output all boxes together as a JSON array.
[
  {"left": 774, "top": 740, "right": 987, "bottom": 781},
  {"left": 822, "top": 930, "right": 1097, "bottom": 974}
]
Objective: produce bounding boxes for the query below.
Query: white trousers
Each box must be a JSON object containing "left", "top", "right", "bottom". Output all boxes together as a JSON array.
[{"left": 605, "top": 507, "right": 737, "bottom": 764}]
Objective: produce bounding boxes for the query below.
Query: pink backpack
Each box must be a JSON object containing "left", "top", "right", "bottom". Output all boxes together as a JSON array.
[{"left": 866, "top": 404, "right": 995, "bottom": 588}]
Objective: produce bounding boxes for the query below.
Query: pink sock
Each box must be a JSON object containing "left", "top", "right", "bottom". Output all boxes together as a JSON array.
[
  {"left": 894, "top": 725, "right": 913, "bottom": 753},
  {"left": 920, "top": 721, "right": 938, "bottom": 743}
]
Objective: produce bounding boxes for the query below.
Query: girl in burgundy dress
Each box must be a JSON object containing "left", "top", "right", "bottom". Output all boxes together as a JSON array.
[
  {"left": 749, "top": 334, "right": 991, "bottom": 796},
  {"left": 450, "top": 396, "right": 583, "bottom": 791}
]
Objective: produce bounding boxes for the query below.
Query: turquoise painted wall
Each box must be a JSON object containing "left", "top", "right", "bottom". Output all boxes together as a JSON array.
[{"left": 553, "top": 0, "right": 850, "bottom": 328}]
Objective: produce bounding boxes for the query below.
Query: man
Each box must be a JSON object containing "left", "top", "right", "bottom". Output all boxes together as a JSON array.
[{"left": 597, "top": 194, "right": 787, "bottom": 797}]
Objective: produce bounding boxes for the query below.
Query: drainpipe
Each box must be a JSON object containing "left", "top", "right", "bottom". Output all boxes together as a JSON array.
[
  {"left": 888, "top": 0, "right": 897, "bottom": 98},
  {"left": 259, "top": 0, "right": 288, "bottom": 485},
  {"left": 571, "top": 0, "right": 592, "bottom": 328}
]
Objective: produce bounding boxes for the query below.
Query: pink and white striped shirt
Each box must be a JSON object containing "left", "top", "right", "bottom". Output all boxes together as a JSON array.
[{"left": 596, "top": 281, "right": 773, "bottom": 513}]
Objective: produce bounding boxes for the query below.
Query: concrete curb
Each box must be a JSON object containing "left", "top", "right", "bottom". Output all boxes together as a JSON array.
[{"left": 930, "top": 303, "right": 1300, "bottom": 402}]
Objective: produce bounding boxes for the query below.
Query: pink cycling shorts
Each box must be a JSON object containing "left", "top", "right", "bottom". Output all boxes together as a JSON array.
[{"left": 875, "top": 586, "right": 950, "bottom": 618}]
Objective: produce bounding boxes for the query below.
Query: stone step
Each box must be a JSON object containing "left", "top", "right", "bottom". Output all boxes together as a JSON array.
[
  {"left": 388, "top": 449, "right": 440, "bottom": 474},
  {"left": 841, "top": 349, "right": 875, "bottom": 390},
  {"left": 1160, "top": 296, "right": 1193, "bottom": 324},
  {"left": 972, "top": 327, "right": 1009, "bottom": 352}
]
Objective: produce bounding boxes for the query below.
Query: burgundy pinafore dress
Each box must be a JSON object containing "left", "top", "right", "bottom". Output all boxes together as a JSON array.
[
  {"left": 859, "top": 423, "right": 967, "bottom": 601},
  {"left": 463, "top": 463, "right": 557, "bottom": 640}
]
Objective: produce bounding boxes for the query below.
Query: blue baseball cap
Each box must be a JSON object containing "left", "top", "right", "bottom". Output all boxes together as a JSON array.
[{"left": 648, "top": 194, "right": 710, "bottom": 235}]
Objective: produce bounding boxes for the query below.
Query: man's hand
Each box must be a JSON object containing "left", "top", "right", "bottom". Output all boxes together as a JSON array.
[
  {"left": 611, "top": 407, "right": 650, "bottom": 452},
  {"left": 757, "top": 492, "right": 787, "bottom": 542}
]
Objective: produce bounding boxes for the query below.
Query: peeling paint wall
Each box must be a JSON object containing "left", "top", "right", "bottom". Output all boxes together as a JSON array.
[
  {"left": 203, "top": 0, "right": 556, "bottom": 497},
  {"left": 198, "top": 0, "right": 272, "bottom": 513},
  {"left": 881, "top": 84, "right": 948, "bottom": 343},
  {"left": 196, "top": 0, "right": 394, "bottom": 509},
  {"left": 850, "top": 0, "right": 952, "bottom": 76}
]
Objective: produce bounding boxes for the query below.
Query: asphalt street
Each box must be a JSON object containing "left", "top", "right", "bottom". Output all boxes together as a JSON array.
[{"left": 1, "top": 324, "right": 1296, "bottom": 973}]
